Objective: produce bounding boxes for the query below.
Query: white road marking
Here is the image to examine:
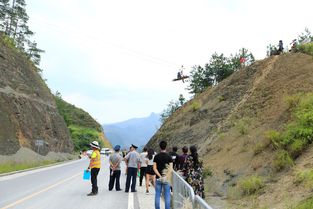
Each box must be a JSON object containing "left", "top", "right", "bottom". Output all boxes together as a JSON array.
[
  {"left": 0, "top": 159, "right": 84, "bottom": 181},
  {"left": 128, "top": 192, "right": 134, "bottom": 209},
  {"left": 0, "top": 173, "right": 80, "bottom": 209}
]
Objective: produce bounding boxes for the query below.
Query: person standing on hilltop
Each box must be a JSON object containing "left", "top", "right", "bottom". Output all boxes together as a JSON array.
[
  {"left": 86, "top": 141, "right": 101, "bottom": 196},
  {"left": 139, "top": 147, "right": 148, "bottom": 187},
  {"left": 153, "top": 140, "right": 173, "bottom": 209},
  {"left": 108, "top": 145, "right": 123, "bottom": 191},
  {"left": 278, "top": 40, "right": 284, "bottom": 54},
  {"left": 124, "top": 144, "right": 140, "bottom": 192}
]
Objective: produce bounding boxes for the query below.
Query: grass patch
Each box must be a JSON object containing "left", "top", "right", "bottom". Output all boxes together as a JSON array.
[
  {"left": 294, "top": 169, "right": 313, "bottom": 189},
  {"left": 0, "top": 160, "right": 57, "bottom": 174},
  {"left": 265, "top": 93, "right": 313, "bottom": 171},
  {"left": 292, "top": 196, "right": 313, "bottom": 209},
  {"left": 218, "top": 95, "right": 225, "bottom": 102},
  {"left": 298, "top": 43, "right": 313, "bottom": 56},
  {"left": 203, "top": 167, "right": 213, "bottom": 177},
  {"left": 237, "top": 175, "right": 264, "bottom": 196},
  {"left": 273, "top": 150, "right": 294, "bottom": 171},
  {"left": 253, "top": 137, "right": 271, "bottom": 155},
  {"left": 234, "top": 118, "right": 250, "bottom": 135},
  {"left": 190, "top": 100, "right": 201, "bottom": 112}
]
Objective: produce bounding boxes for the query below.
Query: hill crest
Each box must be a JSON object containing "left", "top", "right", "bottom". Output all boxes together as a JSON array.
[{"left": 147, "top": 53, "right": 313, "bottom": 208}]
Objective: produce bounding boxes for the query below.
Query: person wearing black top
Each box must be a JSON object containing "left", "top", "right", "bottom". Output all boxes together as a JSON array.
[
  {"left": 169, "top": 146, "right": 179, "bottom": 171},
  {"left": 153, "top": 140, "right": 173, "bottom": 209}
]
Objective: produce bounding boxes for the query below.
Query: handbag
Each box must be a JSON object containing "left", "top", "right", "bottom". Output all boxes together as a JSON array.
[{"left": 83, "top": 169, "right": 91, "bottom": 180}]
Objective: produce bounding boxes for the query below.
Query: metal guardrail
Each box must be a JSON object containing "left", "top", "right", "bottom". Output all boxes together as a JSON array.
[{"left": 172, "top": 171, "right": 213, "bottom": 209}]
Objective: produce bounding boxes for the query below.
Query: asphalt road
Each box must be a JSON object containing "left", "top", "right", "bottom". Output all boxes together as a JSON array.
[{"left": 0, "top": 156, "right": 157, "bottom": 209}]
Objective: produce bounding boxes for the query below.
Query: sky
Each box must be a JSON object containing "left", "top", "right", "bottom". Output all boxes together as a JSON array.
[{"left": 26, "top": 0, "right": 313, "bottom": 124}]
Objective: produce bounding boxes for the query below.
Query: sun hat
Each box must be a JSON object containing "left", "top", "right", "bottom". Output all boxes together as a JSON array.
[{"left": 90, "top": 141, "right": 100, "bottom": 149}]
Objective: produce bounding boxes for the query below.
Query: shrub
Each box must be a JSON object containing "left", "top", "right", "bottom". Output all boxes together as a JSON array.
[
  {"left": 273, "top": 150, "right": 294, "bottom": 171},
  {"left": 285, "top": 94, "right": 301, "bottom": 110},
  {"left": 265, "top": 130, "right": 282, "bottom": 149},
  {"left": 237, "top": 175, "right": 264, "bottom": 195},
  {"left": 288, "top": 139, "right": 308, "bottom": 158},
  {"left": 294, "top": 169, "right": 313, "bottom": 189},
  {"left": 298, "top": 43, "right": 313, "bottom": 56},
  {"left": 218, "top": 95, "right": 225, "bottom": 102},
  {"left": 293, "top": 196, "right": 313, "bottom": 209},
  {"left": 203, "top": 167, "right": 213, "bottom": 177},
  {"left": 190, "top": 100, "right": 201, "bottom": 112},
  {"left": 235, "top": 118, "right": 250, "bottom": 135}
]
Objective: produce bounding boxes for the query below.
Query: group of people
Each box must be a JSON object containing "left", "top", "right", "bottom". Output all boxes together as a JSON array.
[
  {"left": 168, "top": 145, "right": 205, "bottom": 198},
  {"left": 85, "top": 140, "right": 174, "bottom": 209}
]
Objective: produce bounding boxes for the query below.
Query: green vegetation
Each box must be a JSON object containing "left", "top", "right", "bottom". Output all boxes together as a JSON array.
[
  {"left": 273, "top": 150, "right": 294, "bottom": 171},
  {"left": 292, "top": 196, "right": 313, "bottom": 209},
  {"left": 235, "top": 118, "right": 250, "bottom": 135},
  {"left": 0, "top": 160, "right": 60, "bottom": 174},
  {"left": 190, "top": 100, "right": 201, "bottom": 112},
  {"left": 298, "top": 43, "right": 313, "bottom": 56},
  {"left": 188, "top": 48, "right": 254, "bottom": 95},
  {"left": 0, "top": 0, "right": 44, "bottom": 67},
  {"left": 237, "top": 175, "right": 264, "bottom": 196},
  {"left": 69, "top": 125, "right": 105, "bottom": 151},
  {"left": 265, "top": 93, "right": 313, "bottom": 171},
  {"left": 54, "top": 93, "right": 102, "bottom": 132},
  {"left": 294, "top": 169, "right": 313, "bottom": 189},
  {"left": 253, "top": 137, "right": 271, "bottom": 155},
  {"left": 54, "top": 93, "right": 110, "bottom": 151},
  {"left": 160, "top": 94, "right": 186, "bottom": 123}
]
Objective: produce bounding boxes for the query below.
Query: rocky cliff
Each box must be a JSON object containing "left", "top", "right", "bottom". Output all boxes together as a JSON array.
[{"left": 0, "top": 36, "right": 73, "bottom": 155}]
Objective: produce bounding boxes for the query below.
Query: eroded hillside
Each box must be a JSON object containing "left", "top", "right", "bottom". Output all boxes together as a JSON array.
[
  {"left": 147, "top": 53, "right": 313, "bottom": 208},
  {"left": 0, "top": 35, "right": 73, "bottom": 155}
]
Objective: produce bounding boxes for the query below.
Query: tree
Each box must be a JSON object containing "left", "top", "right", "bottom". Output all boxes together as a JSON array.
[
  {"left": 160, "top": 94, "right": 187, "bottom": 123},
  {"left": 0, "top": 0, "right": 10, "bottom": 31},
  {"left": 0, "top": 0, "right": 44, "bottom": 67},
  {"left": 27, "top": 40, "right": 44, "bottom": 66},
  {"left": 298, "top": 28, "right": 313, "bottom": 44},
  {"left": 187, "top": 48, "right": 254, "bottom": 95}
]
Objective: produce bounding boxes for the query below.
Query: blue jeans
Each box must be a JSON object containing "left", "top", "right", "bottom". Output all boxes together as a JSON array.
[{"left": 155, "top": 179, "right": 171, "bottom": 209}]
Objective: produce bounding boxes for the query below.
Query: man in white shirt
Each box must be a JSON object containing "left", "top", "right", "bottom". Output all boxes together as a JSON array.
[
  {"left": 139, "top": 147, "right": 148, "bottom": 186},
  {"left": 124, "top": 144, "right": 140, "bottom": 192}
]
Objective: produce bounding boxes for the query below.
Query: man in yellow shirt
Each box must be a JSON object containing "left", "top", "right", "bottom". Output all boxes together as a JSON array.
[{"left": 87, "top": 141, "right": 101, "bottom": 196}]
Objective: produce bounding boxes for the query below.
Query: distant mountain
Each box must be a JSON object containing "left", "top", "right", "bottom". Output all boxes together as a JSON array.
[{"left": 103, "top": 113, "right": 161, "bottom": 149}]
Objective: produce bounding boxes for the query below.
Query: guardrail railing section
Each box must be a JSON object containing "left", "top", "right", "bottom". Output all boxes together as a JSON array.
[{"left": 172, "top": 171, "right": 213, "bottom": 209}]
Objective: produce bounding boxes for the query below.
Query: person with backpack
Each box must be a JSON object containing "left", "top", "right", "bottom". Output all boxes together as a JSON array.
[{"left": 153, "top": 140, "right": 173, "bottom": 209}]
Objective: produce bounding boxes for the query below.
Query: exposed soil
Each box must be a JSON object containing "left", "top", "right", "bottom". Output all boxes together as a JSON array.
[{"left": 147, "top": 53, "right": 313, "bottom": 208}]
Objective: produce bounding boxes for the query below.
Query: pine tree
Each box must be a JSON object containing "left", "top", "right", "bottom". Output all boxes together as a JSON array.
[{"left": 0, "top": 0, "right": 10, "bottom": 31}]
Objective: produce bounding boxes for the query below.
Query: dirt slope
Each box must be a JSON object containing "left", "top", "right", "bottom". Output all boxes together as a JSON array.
[{"left": 147, "top": 53, "right": 313, "bottom": 208}]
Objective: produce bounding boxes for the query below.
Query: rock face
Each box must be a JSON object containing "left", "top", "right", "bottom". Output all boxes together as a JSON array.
[{"left": 0, "top": 37, "right": 73, "bottom": 155}]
